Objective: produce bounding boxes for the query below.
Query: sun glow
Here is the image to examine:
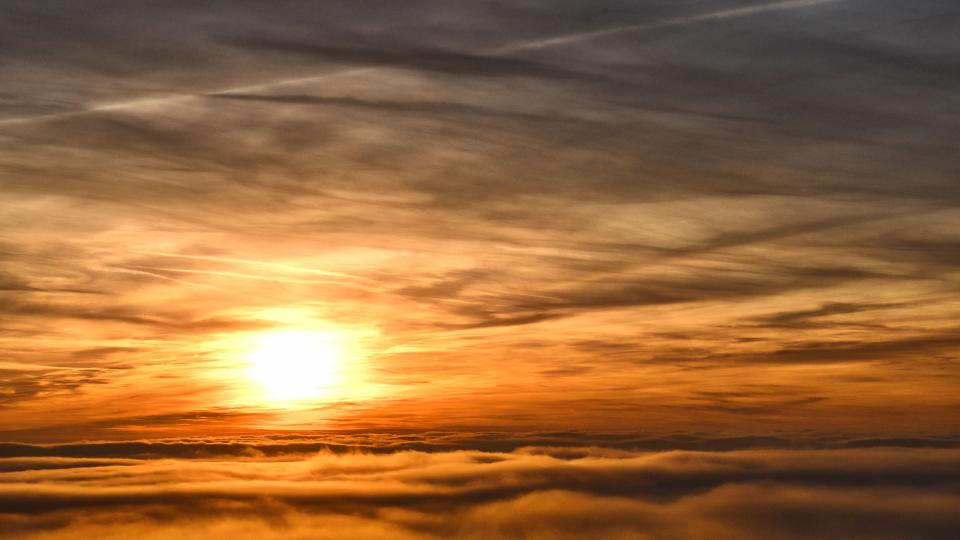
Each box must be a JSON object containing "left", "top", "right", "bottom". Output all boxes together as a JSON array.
[{"left": 246, "top": 330, "right": 352, "bottom": 402}]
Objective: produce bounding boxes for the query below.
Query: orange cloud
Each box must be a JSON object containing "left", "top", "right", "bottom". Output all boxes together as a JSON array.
[{"left": 0, "top": 445, "right": 958, "bottom": 539}]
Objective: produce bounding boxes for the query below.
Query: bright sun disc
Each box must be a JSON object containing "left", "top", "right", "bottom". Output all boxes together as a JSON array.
[{"left": 246, "top": 330, "right": 347, "bottom": 402}]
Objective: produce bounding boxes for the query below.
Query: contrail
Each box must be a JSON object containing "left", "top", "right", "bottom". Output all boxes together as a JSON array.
[
  {"left": 493, "top": 0, "right": 843, "bottom": 53},
  {"left": 0, "top": 0, "right": 843, "bottom": 127}
]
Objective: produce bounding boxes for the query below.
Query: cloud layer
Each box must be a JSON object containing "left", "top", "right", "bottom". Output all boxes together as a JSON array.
[{"left": 0, "top": 441, "right": 958, "bottom": 539}]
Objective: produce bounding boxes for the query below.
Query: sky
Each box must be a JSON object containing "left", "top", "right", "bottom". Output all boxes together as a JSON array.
[{"left": 0, "top": 0, "right": 959, "bottom": 538}]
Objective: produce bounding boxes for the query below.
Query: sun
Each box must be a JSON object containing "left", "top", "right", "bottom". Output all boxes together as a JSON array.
[{"left": 245, "top": 330, "right": 349, "bottom": 402}]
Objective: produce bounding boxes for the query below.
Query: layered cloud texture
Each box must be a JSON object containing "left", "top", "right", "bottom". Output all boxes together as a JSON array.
[
  {"left": 1, "top": 435, "right": 959, "bottom": 540},
  {"left": 1, "top": 0, "right": 959, "bottom": 441}
]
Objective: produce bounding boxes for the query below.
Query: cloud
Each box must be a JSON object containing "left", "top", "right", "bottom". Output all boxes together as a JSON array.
[
  {"left": 1, "top": 432, "right": 957, "bottom": 459},
  {"left": 496, "top": 263, "right": 885, "bottom": 315},
  {"left": 217, "top": 39, "right": 593, "bottom": 81},
  {"left": 0, "top": 0, "right": 958, "bottom": 438},
  {"left": 748, "top": 301, "right": 906, "bottom": 329},
  {"left": 0, "top": 0, "right": 855, "bottom": 125},
  {"left": 740, "top": 330, "right": 960, "bottom": 364},
  {"left": 0, "top": 444, "right": 958, "bottom": 539},
  {"left": 0, "top": 298, "right": 268, "bottom": 335},
  {"left": 207, "top": 93, "right": 593, "bottom": 126}
]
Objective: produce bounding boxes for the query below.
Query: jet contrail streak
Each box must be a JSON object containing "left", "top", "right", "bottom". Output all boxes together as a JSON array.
[
  {"left": 0, "top": 0, "right": 843, "bottom": 127},
  {"left": 493, "top": 0, "right": 843, "bottom": 53}
]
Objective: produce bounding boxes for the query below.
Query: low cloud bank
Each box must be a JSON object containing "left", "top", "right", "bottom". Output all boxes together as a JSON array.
[
  {"left": 0, "top": 443, "right": 958, "bottom": 539},
  {"left": 3, "top": 431, "right": 959, "bottom": 459}
]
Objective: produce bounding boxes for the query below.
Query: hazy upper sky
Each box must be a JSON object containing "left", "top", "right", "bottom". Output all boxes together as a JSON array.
[{"left": 1, "top": 0, "right": 959, "bottom": 441}]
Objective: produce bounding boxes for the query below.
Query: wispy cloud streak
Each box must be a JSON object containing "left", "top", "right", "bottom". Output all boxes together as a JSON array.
[{"left": 0, "top": 0, "right": 845, "bottom": 126}]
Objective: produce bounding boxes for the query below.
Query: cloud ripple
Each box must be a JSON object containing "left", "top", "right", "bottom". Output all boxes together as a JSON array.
[{"left": 0, "top": 443, "right": 958, "bottom": 539}]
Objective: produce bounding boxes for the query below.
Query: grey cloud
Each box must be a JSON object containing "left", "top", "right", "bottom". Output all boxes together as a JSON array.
[
  {"left": 748, "top": 331, "right": 960, "bottom": 364},
  {"left": 0, "top": 272, "right": 103, "bottom": 295},
  {"left": 0, "top": 368, "right": 110, "bottom": 407},
  {"left": 749, "top": 301, "right": 907, "bottom": 329},
  {"left": 0, "top": 298, "right": 267, "bottom": 335},
  {"left": 688, "top": 390, "right": 829, "bottom": 416},
  {"left": 207, "top": 93, "right": 589, "bottom": 125},
  {"left": 638, "top": 329, "right": 960, "bottom": 366},
  {"left": 858, "top": 238, "right": 960, "bottom": 270},
  {"left": 217, "top": 38, "right": 596, "bottom": 81},
  {"left": 507, "top": 264, "right": 883, "bottom": 312},
  {"left": 438, "top": 313, "right": 564, "bottom": 330}
]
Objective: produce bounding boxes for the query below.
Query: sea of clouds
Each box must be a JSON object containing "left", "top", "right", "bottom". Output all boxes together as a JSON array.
[{"left": 0, "top": 434, "right": 958, "bottom": 539}]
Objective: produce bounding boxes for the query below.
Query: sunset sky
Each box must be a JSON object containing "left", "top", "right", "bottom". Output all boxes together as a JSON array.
[{"left": 1, "top": 0, "right": 959, "bottom": 538}]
